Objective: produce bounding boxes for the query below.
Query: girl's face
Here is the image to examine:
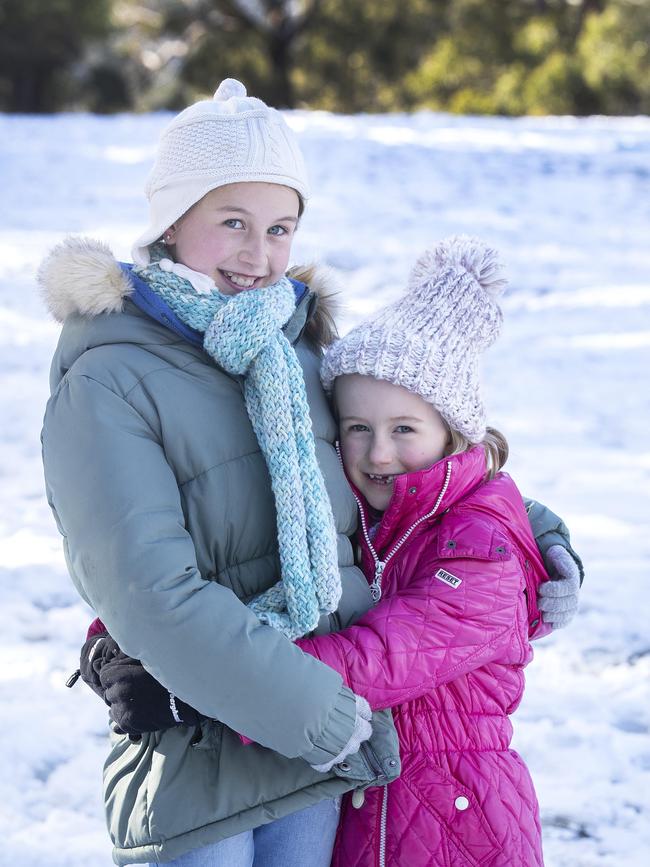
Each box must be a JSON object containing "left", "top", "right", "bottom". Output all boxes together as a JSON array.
[
  {"left": 336, "top": 374, "right": 450, "bottom": 512},
  {"left": 165, "top": 182, "right": 300, "bottom": 295}
]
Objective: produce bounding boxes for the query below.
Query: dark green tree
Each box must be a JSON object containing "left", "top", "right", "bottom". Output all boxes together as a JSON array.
[
  {"left": 155, "top": 0, "right": 449, "bottom": 111},
  {"left": 1, "top": 0, "right": 644, "bottom": 115},
  {"left": 295, "top": 0, "right": 449, "bottom": 112},
  {"left": 578, "top": 0, "right": 650, "bottom": 114},
  {"left": 218, "top": 1, "right": 321, "bottom": 107},
  {"left": 151, "top": 1, "right": 322, "bottom": 108},
  {"left": 142, "top": 0, "right": 650, "bottom": 116},
  {"left": 0, "top": 0, "right": 112, "bottom": 111}
]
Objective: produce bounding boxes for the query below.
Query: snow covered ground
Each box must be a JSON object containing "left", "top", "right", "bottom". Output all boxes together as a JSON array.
[{"left": 1, "top": 107, "right": 649, "bottom": 866}]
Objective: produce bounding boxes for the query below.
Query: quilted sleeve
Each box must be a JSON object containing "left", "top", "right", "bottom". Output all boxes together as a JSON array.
[{"left": 296, "top": 551, "right": 527, "bottom": 711}]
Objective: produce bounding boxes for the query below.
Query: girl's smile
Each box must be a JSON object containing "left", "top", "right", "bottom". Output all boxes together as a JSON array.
[
  {"left": 223, "top": 270, "right": 256, "bottom": 287},
  {"left": 220, "top": 270, "right": 264, "bottom": 292}
]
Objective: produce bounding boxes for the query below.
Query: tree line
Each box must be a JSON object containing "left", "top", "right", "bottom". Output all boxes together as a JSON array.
[{"left": 0, "top": 0, "right": 648, "bottom": 115}]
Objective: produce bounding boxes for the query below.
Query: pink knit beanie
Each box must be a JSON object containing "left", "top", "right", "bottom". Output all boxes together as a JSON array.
[{"left": 321, "top": 236, "right": 507, "bottom": 443}]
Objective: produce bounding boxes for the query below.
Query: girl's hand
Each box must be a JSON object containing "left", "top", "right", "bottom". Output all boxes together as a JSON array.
[
  {"left": 79, "top": 631, "right": 121, "bottom": 698},
  {"left": 78, "top": 631, "right": 201, "bottom": 736},
  {"left": 310, "top": 695, "right": 372, "bottom": 773},
  {"left": 537, "top": 545, "right": 581, "bottom": 629}
]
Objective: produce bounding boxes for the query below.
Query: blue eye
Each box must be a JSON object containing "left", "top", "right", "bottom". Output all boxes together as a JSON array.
[
  {"left": 268, "top": 225, "right": 289, "bottom": 236},
  {"left": 348, "top": 424, "right": 369, "bottom": 433},
  {"left": 224, "top": 218, "right": 244, "bottom": 229},
  {"left": 395, "top": 425, "right": 414, "bottom": 434}
]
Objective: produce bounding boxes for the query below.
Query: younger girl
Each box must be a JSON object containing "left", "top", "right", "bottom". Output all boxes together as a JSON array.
[{"left": 293, "top": 237, "right": 552, "bottom": 865}]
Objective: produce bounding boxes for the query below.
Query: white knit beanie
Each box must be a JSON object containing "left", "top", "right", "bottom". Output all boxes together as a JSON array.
[
  {"left": 321, "top": 236, "right": 507, "bottom": 443},
  {"left": 132, "top": 78, "right": 310, "bottom": 265}
]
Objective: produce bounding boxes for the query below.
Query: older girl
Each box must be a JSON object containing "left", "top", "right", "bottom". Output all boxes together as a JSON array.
[{"left": 40, "top": 79, "right": 398, "bottom": 867}]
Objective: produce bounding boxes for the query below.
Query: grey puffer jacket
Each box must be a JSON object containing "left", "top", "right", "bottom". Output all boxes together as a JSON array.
[{"left": 39, "top": 238, "right": 400, "bottom": 865}]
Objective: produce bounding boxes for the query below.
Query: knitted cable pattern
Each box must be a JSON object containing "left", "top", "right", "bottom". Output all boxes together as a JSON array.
[{"left": 134, "top": 244, "right": 341, "bottom": 639}]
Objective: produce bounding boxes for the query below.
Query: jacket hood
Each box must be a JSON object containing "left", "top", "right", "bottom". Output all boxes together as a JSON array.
[
  {"left": 38, "top": 236, "right": 339, "bottom": 329},
  {"left": 38, "top": 237, "right": 134, "bottom": 323}
]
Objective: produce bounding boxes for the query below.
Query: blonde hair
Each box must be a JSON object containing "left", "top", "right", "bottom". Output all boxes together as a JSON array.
[{"left": 446, "top": 426, "right": 509, "bottom": 480}]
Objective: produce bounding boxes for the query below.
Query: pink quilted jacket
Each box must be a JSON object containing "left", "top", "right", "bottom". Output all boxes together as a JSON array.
[{"left": 297, "top": 446, "right": 548, "bottom": 867}]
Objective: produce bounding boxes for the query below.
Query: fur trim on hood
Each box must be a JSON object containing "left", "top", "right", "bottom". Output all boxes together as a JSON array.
[
  {"left": 38, "top": 237, "right": 133, "bottom": 323},
  {"left": 288, "top": 263, "right": 341, "bottom": 349},
  {"left": 38, "top": 236, "right": 340, "bottom": 348}
]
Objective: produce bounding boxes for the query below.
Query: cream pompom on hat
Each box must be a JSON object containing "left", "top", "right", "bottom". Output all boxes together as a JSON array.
[
  {"left": 321, "top": 236, "right": 507, "bottom": 443},
  {"left": 132, "top": 78, "right": 310, "bottom": 265}
]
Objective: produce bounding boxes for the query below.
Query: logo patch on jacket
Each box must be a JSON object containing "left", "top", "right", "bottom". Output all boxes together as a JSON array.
[{"left": 434, "top": 568, "right": 462, "bottom": 589}]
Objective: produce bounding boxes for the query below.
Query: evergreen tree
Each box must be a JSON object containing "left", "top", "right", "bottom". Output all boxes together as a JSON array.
[
  {"left": 0, "top": 0, "right": 111, "bottom": 112},
  {"left": 0, "top": 0, "right": 645, "bottom": 115}
]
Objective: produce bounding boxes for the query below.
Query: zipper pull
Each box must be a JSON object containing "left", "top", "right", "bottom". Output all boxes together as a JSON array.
[
  {"left": 369, "top": 561, "right": 385, "bottom": 602},
  {"left": 66, "top": 669, "right": 81, "bottom": 688},
  {"left": 352, "top": 787, "right": 365, "bottom": 809}
]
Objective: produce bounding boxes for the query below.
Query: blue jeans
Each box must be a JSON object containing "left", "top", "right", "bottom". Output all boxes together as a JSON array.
[{"left": 148, "top": 797, "right": 340, "bottom": 867}]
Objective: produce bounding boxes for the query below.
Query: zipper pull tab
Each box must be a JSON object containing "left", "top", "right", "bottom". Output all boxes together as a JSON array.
[
  {"left": 369, "top": 561, "right": 385, "bottom": 602},
  {"left": 352, "top": 787, "right": 365, "bottom": 809},
  {"left": 66, "top": 669, "right": 81, "bottom": 688}
]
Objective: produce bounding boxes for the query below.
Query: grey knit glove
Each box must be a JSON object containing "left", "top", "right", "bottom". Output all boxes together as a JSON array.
[
  {"left": 537, "top": 544, "right": 581, "bottom": 629},
  {"left": 311, "top": 695, "right": 373, "bottom": 773}
]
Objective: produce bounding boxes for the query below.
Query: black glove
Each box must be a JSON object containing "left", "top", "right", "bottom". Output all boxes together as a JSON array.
[
  {"left": 79, "top": 631, "right": 201, "bottom": 736},
  {"left": 99, "top": 651, "right": 200, "bottom": 736},
  {"left": 79, "top": 631, "right": 122, "bottom": 699}
]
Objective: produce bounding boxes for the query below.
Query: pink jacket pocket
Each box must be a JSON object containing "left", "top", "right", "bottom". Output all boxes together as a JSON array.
[{"left": 403, "top": 756, "right": 502, "bottom": 866}]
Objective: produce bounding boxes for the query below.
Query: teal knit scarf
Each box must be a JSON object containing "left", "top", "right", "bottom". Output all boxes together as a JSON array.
[{"left": 134, "top": 245, "right": 341, "bottom": 639}]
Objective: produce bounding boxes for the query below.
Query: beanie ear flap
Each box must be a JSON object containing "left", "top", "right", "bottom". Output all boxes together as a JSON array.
[{"left": 409, "top": 235, "right": 507, "bottom": 300}]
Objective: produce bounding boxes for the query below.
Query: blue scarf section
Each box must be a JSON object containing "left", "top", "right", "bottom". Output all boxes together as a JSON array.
[
  {"left": 121, "top": 263, "right": 308, "bottom": 347},
  {"left": 132, "top": 248, "right": 341, "bottom": 639}
]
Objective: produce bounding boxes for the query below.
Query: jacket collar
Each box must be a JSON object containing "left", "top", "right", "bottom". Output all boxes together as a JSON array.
[
  {"left": 37, "top": 235, "right": 314, "bottom": 349},
  {"left": 351, "top": 446, "right": 488, "bottom": 556}
]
